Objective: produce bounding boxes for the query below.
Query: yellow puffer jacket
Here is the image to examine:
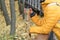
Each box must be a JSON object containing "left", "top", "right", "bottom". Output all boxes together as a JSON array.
[
  {"left": 42, "top": 0, "right": 60, "bottom": 10},
  {"left": 30, "top": 1, "right": 60, "bottom": 40},
  {"left": 43, "top": 0, "right": 60, "bottom": 3}
]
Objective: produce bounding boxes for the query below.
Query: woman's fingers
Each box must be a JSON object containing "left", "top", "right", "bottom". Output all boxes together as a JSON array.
[
  {"left": 29, "top": 8, "right": 33, "bottom": 14},
  {"left": 33, "top": 34, "right": 49, "bottom": 40}
]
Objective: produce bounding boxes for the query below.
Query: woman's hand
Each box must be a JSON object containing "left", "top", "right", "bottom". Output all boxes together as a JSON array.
[
  {"left": 33, "top": 34, "right": 49, "bottom": 40},
  {"left": 24, "top": 8, "right": 33, "bottom": 14}
]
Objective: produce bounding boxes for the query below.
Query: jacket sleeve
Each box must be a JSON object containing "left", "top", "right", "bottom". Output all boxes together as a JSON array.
[
  {"left": 30, "top": 4, "right": 60, "bottom": 34},
  {"left": 31, "top": 14, "right": 45, "bottom": 26}
]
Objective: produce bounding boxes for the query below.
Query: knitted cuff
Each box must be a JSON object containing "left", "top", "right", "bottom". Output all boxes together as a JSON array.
[{"left": 30, "top": 12, "right": 36, "bottom": 18}]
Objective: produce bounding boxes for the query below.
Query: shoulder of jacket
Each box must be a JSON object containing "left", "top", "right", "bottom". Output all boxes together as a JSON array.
[{"left": 47, "top": 2, "right": 60, "bottom": 7}]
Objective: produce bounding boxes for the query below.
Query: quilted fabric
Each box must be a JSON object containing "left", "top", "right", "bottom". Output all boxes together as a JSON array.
[{"left": 30, "top": 2, "right": 60, "bottom": 40}]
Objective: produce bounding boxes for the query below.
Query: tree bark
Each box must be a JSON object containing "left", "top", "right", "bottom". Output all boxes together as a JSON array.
[
  {"left": 0, "top": 0, "right": 10, "bottom": 26},
  {"left": 10, "top": 0, "right": 16, "bottom": 35}
]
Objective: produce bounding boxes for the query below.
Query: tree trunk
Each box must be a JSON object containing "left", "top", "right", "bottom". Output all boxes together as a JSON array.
[
  {"left": 18, "top": 0, "right": 22, "bottom": 15},
  {"left": 18, "top": 0, "right": 25, "bottom": 19},
  {"left": 10, "top": 0, "right": 16, "bottom": 35},
  {"left": 0, "top": 0, "right": 10, "bottom": 26}
]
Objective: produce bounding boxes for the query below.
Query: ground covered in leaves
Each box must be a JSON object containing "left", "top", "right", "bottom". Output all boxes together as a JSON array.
[{"left": 0, "top": 0, "right": 35, "bottom": 40}]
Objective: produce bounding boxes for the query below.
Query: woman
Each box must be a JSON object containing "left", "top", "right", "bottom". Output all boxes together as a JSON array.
[{"left": 29, "top": 0, "right": 60, "bottom": 40}]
